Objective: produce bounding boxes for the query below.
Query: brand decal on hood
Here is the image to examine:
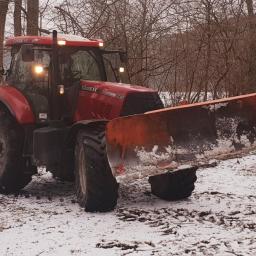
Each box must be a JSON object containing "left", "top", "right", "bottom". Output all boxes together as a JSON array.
[
  {"left": 81, "top": 85, "right": 125, "bottom": 100},
  {"left": 81, "top": 85, "right": 98, "bottom": 92}
]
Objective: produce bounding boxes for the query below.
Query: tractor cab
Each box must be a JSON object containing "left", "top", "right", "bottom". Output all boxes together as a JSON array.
[{"left": 4, "top": 32, "right": 128, "bottom": 123}]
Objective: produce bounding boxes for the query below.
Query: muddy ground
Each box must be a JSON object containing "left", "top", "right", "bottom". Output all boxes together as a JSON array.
[{"left": 0, "top": 155, "right": 255, "bottom": 255}]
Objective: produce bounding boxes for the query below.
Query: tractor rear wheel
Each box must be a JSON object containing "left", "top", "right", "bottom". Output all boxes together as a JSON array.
[
  {"left": 0, "top": 111, "right": 34, "bottom": 194},
  {"left": 75, "top": 125, "right": 118, "bottom": 212},
  {"left": 148, "top": 167, "right": 197, "bottom": 201}
]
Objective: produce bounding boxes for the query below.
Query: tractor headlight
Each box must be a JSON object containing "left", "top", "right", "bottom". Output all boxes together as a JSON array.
[
  {"left": 119, "top": 67, "right": 125, "bottom": 73},
  {"left": 33, "top": 65, "right": 44, "bottom": 75},
  {"left": 58, "top": 84, "right": 65, "bottom": 95}
]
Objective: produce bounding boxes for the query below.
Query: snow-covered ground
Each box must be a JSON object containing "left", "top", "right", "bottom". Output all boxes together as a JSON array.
[{"left": 0, "top": 154, "right": 256, "bottom": 256}]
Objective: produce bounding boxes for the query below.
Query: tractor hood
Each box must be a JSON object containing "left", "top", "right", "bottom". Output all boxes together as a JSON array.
[
  {"left": 74, "top": 80, "right": 163, "bottom": 122},
  {"left": 80, "top": 80, "right": 155, "bottom": 100}
]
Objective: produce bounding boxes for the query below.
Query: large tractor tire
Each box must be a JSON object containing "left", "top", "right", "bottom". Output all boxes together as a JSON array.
[
  {"left": 0, "top": 111, "right": 35, "bottom": 194},
  {"left": 148, "top": 167, "right": 197, "bottom": 201},
  {"left": 75, "top": 125, "right": 118, "bottom": 212}
]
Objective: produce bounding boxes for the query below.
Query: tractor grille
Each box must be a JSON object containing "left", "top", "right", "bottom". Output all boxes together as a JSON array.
[{"left": 120, "top": 92, "right": 164, "bottom": 116}]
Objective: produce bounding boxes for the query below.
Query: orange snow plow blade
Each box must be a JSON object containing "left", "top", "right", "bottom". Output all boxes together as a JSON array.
[{"left": 106, "top": 93, "right": 256, "bottom": 178}]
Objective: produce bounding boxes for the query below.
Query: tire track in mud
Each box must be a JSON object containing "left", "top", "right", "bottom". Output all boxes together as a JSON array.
[
  {"left": 116, "top": 205, "right": 256, "bottom": 234},
  {"left": 111, "top": 161, "right": 256, "bottom": 255},
  {"left": 113, "top": 197, "right": 256, "bottom": 255}
]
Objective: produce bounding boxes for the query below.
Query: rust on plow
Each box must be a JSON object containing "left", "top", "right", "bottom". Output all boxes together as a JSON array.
[{"left": 106, "top": 93, "right": 256, "bottom": 178}]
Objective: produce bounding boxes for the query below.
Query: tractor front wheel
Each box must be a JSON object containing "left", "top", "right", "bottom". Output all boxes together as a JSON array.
[
  {"left": 75, "top": 125, "right": 118, "bottom": 212},
  {"left": 0, "top": 111, "right": 34, "bottom": 194},
  {"left": 149, "top": 167, "right": 197, "bottom": 201},
  {"left": 50, "top": 149, "right": 75, "bottom": 182}
]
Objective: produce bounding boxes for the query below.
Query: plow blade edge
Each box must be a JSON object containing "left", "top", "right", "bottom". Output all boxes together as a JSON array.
[{"left": 106, "top": 93, "right": 256, "bottom": 179}]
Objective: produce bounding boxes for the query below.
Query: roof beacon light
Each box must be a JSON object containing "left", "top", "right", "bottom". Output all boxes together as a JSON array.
[{"left": 58, "top": 40, "right": 66, "bottom": 46}]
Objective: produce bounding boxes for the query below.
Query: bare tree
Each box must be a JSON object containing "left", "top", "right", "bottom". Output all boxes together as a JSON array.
[
  {"left": 14, "top": 0, "right": 22, "bottom": 36},
  {"left": 245, "top": 0, "right": 256, "bottom": 92},
  {"left": 29, "top": 0, "right": 256, "bottom": 102},
  {"left": 0, "top": 0, "right": 9, "bottom": 81},
  {"left": 27, "top": 0, "right": 39, "bottom": 35}
]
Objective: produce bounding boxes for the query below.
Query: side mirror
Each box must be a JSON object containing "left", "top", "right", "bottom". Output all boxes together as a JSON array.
[
  {"left": 21, "top": 44, "right": 35, "bottom": 62},
  {"left": 119, "top": 51, "right": 128, "bottom": 63}
]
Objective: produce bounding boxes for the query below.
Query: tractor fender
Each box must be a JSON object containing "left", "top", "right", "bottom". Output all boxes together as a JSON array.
[
  {"left": 0, "top": 86, "right": 35, "bottom": 124},
  {"left": 68, "top": 119, "right": 108, "bottom": 146}
]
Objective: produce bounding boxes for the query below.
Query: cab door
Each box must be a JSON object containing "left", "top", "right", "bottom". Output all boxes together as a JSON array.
[{"left": 6, "top": 46, "right": 50, "bottom": 123}]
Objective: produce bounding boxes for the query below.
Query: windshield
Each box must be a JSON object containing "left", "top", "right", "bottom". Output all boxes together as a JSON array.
[
  {"left": 7, "top": 46, "right": 50, "bottom": 91},
  {"left": 59, "top": 48, "right": 105, "bottom": 86},
  {"left": 103, "top": 51, "right": 129, "bottom": 84}
]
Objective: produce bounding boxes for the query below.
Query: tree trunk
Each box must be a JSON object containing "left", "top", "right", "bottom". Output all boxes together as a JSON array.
[
  {"left": 14, "top": 0, "right": 22, "bottom": 36},
  {"left": 27, "top": 0, "right": 39, "bottom": 35},
  {"left": 245, "top": 0, "right": 256, "bottom": 93},
  {"left": 0, "top": 0, "right": 9, "bottom": 81}
]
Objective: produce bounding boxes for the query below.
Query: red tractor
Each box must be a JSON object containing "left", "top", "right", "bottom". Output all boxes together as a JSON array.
[
  {"left": 0, "top": 31, "right": 196, "bottom": 211},
  {"left": 1, "top": 31, "right": 256, "bottom": 212}
]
